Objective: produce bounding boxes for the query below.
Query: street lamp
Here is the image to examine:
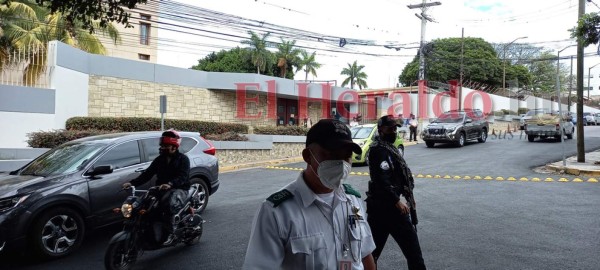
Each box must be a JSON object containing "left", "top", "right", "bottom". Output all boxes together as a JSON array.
[
  {"left": 587, "top": 63, "right": 600, "bottom": 101},
  {"left": 557, "top": 44, "right": 576, "bottom": 167},
  {"left": 502, "top": 36, "right": 527, "bottom": 100}
]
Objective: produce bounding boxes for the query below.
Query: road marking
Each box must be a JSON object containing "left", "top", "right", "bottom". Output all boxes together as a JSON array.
[{"left": 263, "top": 167, "right": 599, "bottom": 183}]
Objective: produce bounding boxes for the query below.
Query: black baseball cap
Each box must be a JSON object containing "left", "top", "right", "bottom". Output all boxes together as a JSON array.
[
  {"left": 378, "top": 115, "right": 402, "bottom": 128},
  {"left": 306, "top": 119, "right": 362, "bottom": 155}
]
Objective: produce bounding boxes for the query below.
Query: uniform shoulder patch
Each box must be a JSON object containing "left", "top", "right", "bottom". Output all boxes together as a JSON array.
[
  {"left": 342, "top": 183, "right": 362, "bottom": 198},
  {"left": 266, "top": 189, "right": 294, "bottom": 207},
  {"left": 380, "top": 160, "right": 390, "bottom": 170}
]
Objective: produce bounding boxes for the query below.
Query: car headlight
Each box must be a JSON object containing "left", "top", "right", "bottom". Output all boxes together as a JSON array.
[
  {"left": 0, "top": 194, "right": 30, "bottom": 212},
  {"left": 121, "top": 203, "right": 133, "bottom": 218},
  {"left": 446, "top": 127, "right": 456, "bottom": 133}
]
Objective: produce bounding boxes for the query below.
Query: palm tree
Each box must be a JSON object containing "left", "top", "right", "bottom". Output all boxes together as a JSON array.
[
  {"left": 296, "top": 50, "right": 321, "bottom": 81},
  {"left": 241, "top": 30, "right": 271, "bottom": 74},
  {"left": 341, "top": 60, "right": 368, "bottom": 89},
  {"left": 1, "top": 0, "right": 120, "bottom": 83},
  {"left": 276, "top": 38, "right": 301, "bottom": 78}
]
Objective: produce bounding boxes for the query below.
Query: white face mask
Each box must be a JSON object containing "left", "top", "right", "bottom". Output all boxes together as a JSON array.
[{"left": 309, "top": 150, "right": 352, "bottom": 190}]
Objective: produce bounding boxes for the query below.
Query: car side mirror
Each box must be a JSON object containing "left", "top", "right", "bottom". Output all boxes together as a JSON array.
[{"left": 87, "top": 165, "right": 113, "bottom": 176}]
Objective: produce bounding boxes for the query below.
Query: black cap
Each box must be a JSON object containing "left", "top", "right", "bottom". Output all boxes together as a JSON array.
[
  {"left": 378, "top": 115, "right": 402, "bottom": 128},
  {"left": 306, "top": 119, "right": 362, "bottom": 155}
]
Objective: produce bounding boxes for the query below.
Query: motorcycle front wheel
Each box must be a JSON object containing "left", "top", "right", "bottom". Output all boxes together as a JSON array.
[{"left": 104, "top": 239, "right": 137, "bottom": 270}]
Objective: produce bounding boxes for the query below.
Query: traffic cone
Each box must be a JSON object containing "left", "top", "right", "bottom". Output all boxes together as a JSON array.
[
  {"left": 507, "top": 123, "right": 511, "bottom": 132},
  {"left": 491, "top": 129, "right": 496, "bottom": 136}
]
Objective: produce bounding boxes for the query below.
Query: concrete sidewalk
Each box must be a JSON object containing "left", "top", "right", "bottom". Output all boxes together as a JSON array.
[
  {"left": 545, "top": 150, "right": 600, "bottom": 177},
  {"left": 219, "top": 140, "right": 422, "bottom": 173}
]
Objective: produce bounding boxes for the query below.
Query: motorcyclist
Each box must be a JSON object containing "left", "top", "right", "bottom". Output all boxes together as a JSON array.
[{"left": 122, "top": 129, "right": 191, "bottom": 245}]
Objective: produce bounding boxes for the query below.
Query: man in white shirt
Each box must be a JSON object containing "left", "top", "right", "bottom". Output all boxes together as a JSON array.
[{"left": 243, "top": 119, "right": 376, "bottom": 270}]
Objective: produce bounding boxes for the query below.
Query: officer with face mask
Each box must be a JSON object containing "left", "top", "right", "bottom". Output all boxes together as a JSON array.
[
  {"left": 243, "top": 119, "right": 376, "bottom": 270},
  {"left": 366, "top": 115, "right": 426, "bottom": 270}
]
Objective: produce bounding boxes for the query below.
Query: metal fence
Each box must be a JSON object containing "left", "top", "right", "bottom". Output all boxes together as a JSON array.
[{"left": 0, "top": 42, "right": 53, "bottom": 88}]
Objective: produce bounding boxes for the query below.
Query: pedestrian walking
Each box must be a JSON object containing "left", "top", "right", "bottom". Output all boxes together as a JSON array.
[
  {"left": 366, "top": 115, "right": 426, "bottom": 270},
  {"left": 243, "top": 119, "right": 376, "bottom": 270}
]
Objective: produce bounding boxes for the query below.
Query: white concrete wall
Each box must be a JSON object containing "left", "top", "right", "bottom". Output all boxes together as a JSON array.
[
  {"left": 0, "top": 111, "right": 55, "bottom": 147},
  {"left": 50, "top": 66, "right": 89, "bottom": 128}
]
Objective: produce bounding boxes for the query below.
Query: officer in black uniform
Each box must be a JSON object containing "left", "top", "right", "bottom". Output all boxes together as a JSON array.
[{"left": 366, "top": 115, "right": 426, "bottom": 270}]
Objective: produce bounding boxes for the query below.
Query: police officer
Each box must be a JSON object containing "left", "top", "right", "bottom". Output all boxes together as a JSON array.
[
  {"left": 243, "top": 119, "right": 376, "bottom": 270},
  {"left": 366, "top": 115, "right": 426, "bottom": 270}
]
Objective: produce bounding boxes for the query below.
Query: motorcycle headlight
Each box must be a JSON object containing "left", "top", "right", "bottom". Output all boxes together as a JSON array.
[
  {"left": 121, "top": 203, "right": 133, "bottom": 218},
  {"left": 0, "top": 194, "right": 30, "bottom": 212}
]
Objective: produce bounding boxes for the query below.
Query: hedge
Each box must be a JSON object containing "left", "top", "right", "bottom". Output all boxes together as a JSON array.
[
  {"left": 253, "top": 126, "right": 309, "bottom": 136},
  {"left": 66, "top": 117, "right": 249, "bottom": 135},
  {"left": 27, "top": 129, "right": 116, "bottom": 148}
]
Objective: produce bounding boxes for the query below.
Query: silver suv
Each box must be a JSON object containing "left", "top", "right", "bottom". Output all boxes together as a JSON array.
[{"left": 422, "top": 109, "right": 489, "bottom": 148}]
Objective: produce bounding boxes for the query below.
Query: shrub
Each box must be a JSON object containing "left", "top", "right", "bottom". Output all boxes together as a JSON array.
[
  {"left": 518, "top": 107, "right": 529, "bottom": 115},
  {"left": 27, "top": 129, "right": 117, "bottom": 148},
  {"left": 204, "top": 132, "right": 249, "bottom": 141},
  {"left": 253, "top": 126, "right": 309, "bottom": 136},
  {"left": 66, "top": 117, "right": 248, "bottom": 135}
]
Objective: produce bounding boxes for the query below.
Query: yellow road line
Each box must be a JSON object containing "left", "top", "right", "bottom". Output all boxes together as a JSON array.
[{"left": 262, "top": 167, "right": 599, "bottom": 183}]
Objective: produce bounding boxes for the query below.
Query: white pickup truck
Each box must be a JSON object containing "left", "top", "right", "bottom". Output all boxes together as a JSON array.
[{"left": 524, "top": 112, "right": 574, "bottom": 142}]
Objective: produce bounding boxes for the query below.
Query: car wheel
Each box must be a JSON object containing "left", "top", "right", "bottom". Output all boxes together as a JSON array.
[
  {"left": 30, "top": 207, "right": 85, "bottom": 259},
  {"left": 190, "top": 178, "right": 209, "bottom": 213},
  {"left": 425, "top": 141, "right": 435, "bottom": 148},
  {"left": 456, "top": 132, "right": 465, "bottom": 147},
  {"left": 567, "top": 128, "right": 574, "bottom": 139},
  {"left": 398, "top": 145, "right": 404, "bottom": 157},
  {"left": 528, "top": 135, "right": 535, "bottom": 142},
  {"left": 477, "top": 129, "right": 487, "bottom": 143}
]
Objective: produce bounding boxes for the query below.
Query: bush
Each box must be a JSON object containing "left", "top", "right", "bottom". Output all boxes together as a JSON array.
[
  {"left": 66, "top": 117, "right": 248, "bottom": 135},
  {"left": 27, "top": 129, "right": 117, "bottom": 148},
  {"left": 518, "top": 107, "right": 529, "bottom": 115},
  {"left": 204, "top": 132, "right": 248, "bottom": 141},
  {"left": 253, "top": 126, "right": 309, "bottom": 136}
]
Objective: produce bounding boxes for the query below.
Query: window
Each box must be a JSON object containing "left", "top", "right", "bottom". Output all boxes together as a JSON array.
[
  {"left": 141, "top": 138, "right": 160, "bottom": 161},
  {"left": 140, "top": 14, "right": 151, "bottom": 21},
  {"left": 180, "top": 137, "right": 198, "bottom": 153},
  {"left": 95, "top": 141, "right": 141, "bottom": 169},
  {"left": 138, "top": 54, "right": 150, "bottom": 61},
  {"left": 140, "top": 22, "right": 150, "bottom": 45}
]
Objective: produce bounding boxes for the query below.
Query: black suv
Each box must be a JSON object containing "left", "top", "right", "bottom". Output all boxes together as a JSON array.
[
  {"left": 421, "top": 110, "right": 489, "bottom": 147},
  {"left": 0, "top": 132, "right": 219, "bottom": 258}
]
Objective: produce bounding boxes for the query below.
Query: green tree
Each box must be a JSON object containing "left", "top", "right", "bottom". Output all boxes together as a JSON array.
[
  {"left": 191, "top": 47, "right": 256, "bottom": 73},
  {"left": 9, "top": 0, "right": 148, "bottom": 32},
  {"left": 241, "top": 30, "right": 272, "bottom": 74},
  {"left": 571, "top": 12, "right": 600, "bottom": 46},
  {"left": 296, "top": 50, "right": 321, "bottom": 81},
  {"left": 505, "top": 64, "right": 533, "bottom": 88},
  {"left": 528, "top": 52, "right": 562, "bottom": 95},
  {"left": 1, "top": 0, "right": 120, "bottom": 82},
  {"left": 275, "top": 38, "right": 301, "bottom": 79},
  {"left": 399, "top": 37, "right": 503, "bottom": 88},
  {"left": 341, "top": 60, "right": 368, "bottom": 89}
]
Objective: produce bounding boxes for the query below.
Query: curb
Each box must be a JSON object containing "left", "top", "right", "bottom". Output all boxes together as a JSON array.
[
  {"left": 220, "top": 157, "right": 304, "bottom": 173},
  {"left": 218, "top": 141, "right": 421, "bottom": 173},
  {"left": 545, "top": 164, "right": 600, "bottom": 177}
]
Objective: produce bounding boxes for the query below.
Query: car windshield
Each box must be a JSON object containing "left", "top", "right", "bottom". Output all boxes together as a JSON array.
[
  {"left": 351, "top": 126, "right": 374, "bottom": 139},
  {"left": 583, "top": 112, "right": 592, "bottom": 116},
  {"left": 19, "top": 142, "right": 107, "bottom": 177},
  {"left": 434, "top": 113, "right": 464, "bottom": 123}
]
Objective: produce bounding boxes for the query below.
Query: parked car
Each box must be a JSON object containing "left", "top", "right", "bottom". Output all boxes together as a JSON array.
[
  {"left": 0, "top": 131, "right": 219, "bottom": 258},
  {"left": 593, "top": 113, "right": 600, "bottom": 125},
  {"left": 350, "top": 124, "right": 404, "bottom": 165},
  {"left": 421, "top": 109, "right": 489, "bottom": 148},
  {"left": 524, "top": 112, "right": 574, "bottom": 142},
  {"left": 520, "top": 109, "right": 552, "bottom": 130},
  {"left": 583, "top": 112, "right": 595, "bottom": 125}
]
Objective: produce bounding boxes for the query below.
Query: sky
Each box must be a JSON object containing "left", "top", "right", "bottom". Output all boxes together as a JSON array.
[{"left": 155, "top": 0, "right": 600, "bottom": 93}]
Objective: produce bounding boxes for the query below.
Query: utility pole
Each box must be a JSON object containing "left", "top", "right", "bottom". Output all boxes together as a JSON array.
[
  {"left": 568, "top": 56, "right": 574, "bottom": 113},
  {"left": 408, "top": 0, "right": 441, "bottom": 126},
  {"left": 557, "top": 45, "right": 575, "bottom": 167},
  {"left": 577, "top": 0, "right": 585, "bottom": 162},
  {"left": 459, "top": 27, "right": 464, "bottom": 110}
]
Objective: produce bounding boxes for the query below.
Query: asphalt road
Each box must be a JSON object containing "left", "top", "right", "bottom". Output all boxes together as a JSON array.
[{"left": 3, "top": 127, "right": 600, "bottom": 270}]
